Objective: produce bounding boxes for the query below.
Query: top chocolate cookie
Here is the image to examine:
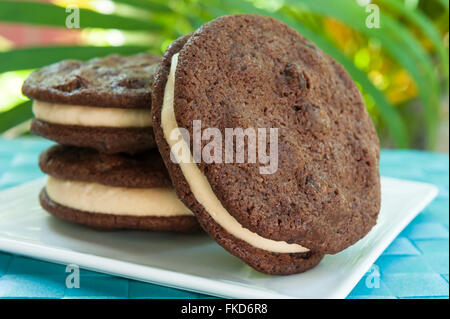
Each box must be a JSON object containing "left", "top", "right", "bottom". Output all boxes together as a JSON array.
[
  {"left": 22, "top": 53, "right": 160, "bottom": 108},
  {"left": 152, "top": 15, "right": 381, "bottom": 255}
]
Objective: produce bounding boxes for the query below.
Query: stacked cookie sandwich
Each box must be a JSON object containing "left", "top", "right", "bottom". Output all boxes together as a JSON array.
[
  {"left": 23, "top": 14, "right": 381, "bottom": 275},
  {"left": 151, "top": 15, "right": 381, "bottom": 274},
  {"left": 22, "top": 54, "right": 199, "bottom": 232}
]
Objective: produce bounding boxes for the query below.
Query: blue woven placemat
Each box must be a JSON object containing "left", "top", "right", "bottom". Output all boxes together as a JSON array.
[{"left": 0, "top": 137, "right": 448, "bottom": 299}]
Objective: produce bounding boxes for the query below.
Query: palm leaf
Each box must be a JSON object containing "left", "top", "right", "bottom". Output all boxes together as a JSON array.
[
  {"left": 378, "top": 0, "right": 449, "bottom": 88},
  {"left": 112, "top": 0, "right": 172, "bottom": 13},
  {"left": 0, "top": 101, "right": 32, "bottom": 134},
  {"left": 0, "top": 0, "right": 162, "bottom": 31},
  {"left": 437, "top": 0, "right": 449, "bottom": 10},
  {"left": 0, "top": 45, "right": 153, "bottom": 73}
]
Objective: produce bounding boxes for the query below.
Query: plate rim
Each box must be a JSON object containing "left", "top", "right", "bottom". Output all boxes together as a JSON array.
[{"left": 0, "top": 177, "right": 439, "bottom": 299}]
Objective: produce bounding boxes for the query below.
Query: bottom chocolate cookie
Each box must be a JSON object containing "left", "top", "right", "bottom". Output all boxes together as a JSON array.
[
  {"left": 40, "top": 189, "right": 200, "bottom": 232},
  {"left": 193, "top": 203, "right": 324, "bottom": 275}
]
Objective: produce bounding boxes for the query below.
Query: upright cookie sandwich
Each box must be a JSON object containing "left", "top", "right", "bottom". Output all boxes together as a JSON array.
[
  {"left": 152, "top": 15, "right": 381, "bottom": 274},
  {"left": 39, "top": 145, "right": 199, "bottom": 232},
  {"left": 23, "top": 54, "right": 160, "bottom": 154}
]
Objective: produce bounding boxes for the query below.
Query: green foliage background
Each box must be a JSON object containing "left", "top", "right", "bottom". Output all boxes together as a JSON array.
[{"left": 0, "top": 0, "right": 448, "bottom": 150}]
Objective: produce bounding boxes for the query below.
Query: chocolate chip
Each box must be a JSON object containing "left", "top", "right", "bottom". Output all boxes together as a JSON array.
[
  {"left": 278, "top": 63, "right": 310, "bottom": 97},
  {"left": 52, "top": 75, "right": 85, "bottom": 92},
  {"left": 116, "top": 77, "right": 147, "bottom": 89}
]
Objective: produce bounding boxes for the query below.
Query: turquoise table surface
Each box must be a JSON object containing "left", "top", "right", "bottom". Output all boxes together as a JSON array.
[{"left": 0, "top": 137, "right": 448, "bottom": 299}]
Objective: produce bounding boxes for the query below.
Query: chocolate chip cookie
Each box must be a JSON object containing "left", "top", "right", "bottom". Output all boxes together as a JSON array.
[{"left": 151, "top": 15, "right": 380, "bottom": 274}]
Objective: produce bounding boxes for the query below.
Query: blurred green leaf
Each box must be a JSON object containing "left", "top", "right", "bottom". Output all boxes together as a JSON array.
[
  {"left": 0, "top": 100, "right": 32, "bottom": 133},
  {"left": 0, "top": 45, "right": 152, "bottom": 73},
  {"left": 0, "top": 0, "right": 162, "bottom": 30},
  {"left": 437, "top": 0, "right": 449, "bottom": 10},
  {"left": 113, "top": 0, "right": 172, "bottom": 13},
  {"left": 379, "top": 0, "right": 449, "bottom": 88}
]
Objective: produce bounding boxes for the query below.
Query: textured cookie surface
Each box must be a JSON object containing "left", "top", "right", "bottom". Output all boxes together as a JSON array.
[
  {"left": 39, "top": 145, "right": 171, "bottom": 188},
  {"left": 152, "top": 15, "right": 381, "bottom": 259},
  {"left": 31, "top": 120, "right": 156, "bottom": 155},
  {"left": 23, "top": 53, "right": 160, "bottom": 108},
  {"left": 40, "top": 189, "right": 200, "bottom": 232}
]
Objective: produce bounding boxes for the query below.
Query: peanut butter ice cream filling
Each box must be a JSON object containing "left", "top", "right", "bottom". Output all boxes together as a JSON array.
[
  {"left": 46, "top": 176, "right": 193, "bottom": 217},
  {"left": 33, "top": 100, "right": 152, "bottom": 128}
]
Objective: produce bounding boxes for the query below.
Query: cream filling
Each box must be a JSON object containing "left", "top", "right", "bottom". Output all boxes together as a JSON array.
[
  {"left": 46, "top": 176, "right": 193, "bottom": 217},
  {"left": 33, "top": 100, "right": 152, "bottom": 128},
  {"left": 160, "top": 53, "right": 309, "bottom": 253}
]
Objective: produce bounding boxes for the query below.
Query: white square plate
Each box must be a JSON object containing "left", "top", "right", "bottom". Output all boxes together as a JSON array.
[{"left": 0, "top": 177, "right": 438, "bottom": 298}]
